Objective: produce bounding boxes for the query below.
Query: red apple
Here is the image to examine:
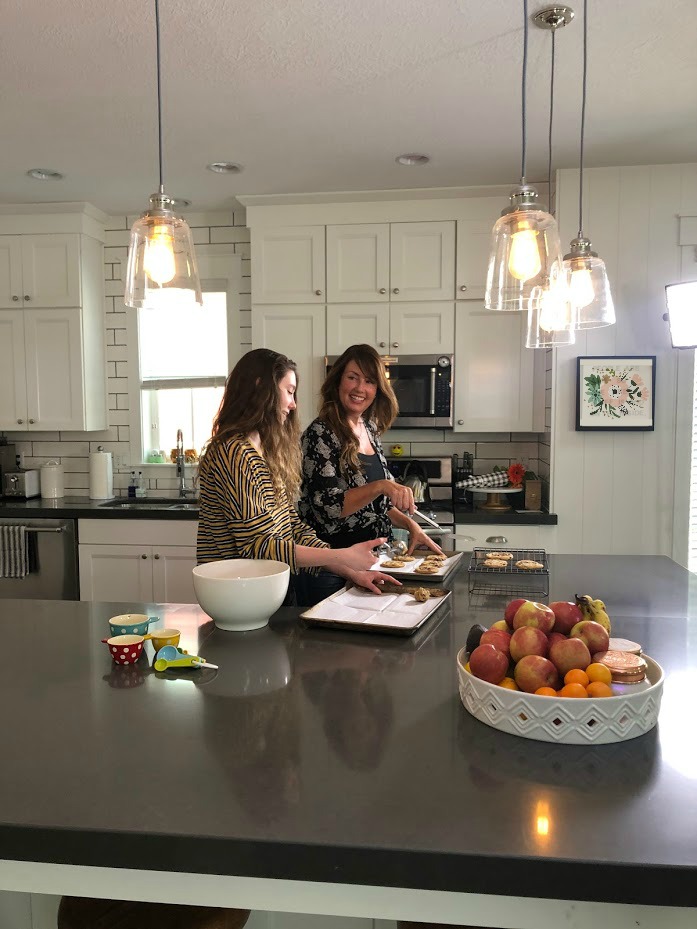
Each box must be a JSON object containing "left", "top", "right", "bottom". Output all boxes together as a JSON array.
[
  {"left": 509, "top": 625, "right": 549, "bottom": 662},
  {"left": 514, "top": 655, "right": 560, "bottom": 694},
  {"left": 469, "top": 644, "right": 509, "bottom": 685},
  {"left": 504, "top": 598, "right": 528, "bottom": 629},
  {"left": 512, "top": 600, "right": 556, "bottom": 634},
  {"left": 549, "top": 637, "right": 591, "bottom": 677},
  {"left": 548, "top": 631, "right": 567, "bottom": 649},
  {"left": 489, "top": 620, "right": 509, "bottom": 632},
  {"left": 480, "top": 629, "right": 512, "bottom": 658},
  {"left": 549, "top": 600, "right": 584, "bottom": 635},
  {"left": 570, "top": 620, "right": 610, "bottom": 656}
]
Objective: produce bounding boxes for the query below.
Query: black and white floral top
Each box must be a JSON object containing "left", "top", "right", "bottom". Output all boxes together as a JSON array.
[{"left": 299, "top": 418, "right": 393, "bottom": 547}]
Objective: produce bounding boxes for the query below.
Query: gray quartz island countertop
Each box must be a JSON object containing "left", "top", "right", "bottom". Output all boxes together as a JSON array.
[{"left": 0, "top": 555, "right": 695, "bottom": 920}]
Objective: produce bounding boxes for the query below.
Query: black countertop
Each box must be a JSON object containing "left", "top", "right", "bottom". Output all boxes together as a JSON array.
[{"left": 1, "top": 555, "right": 695, "bottom": 907}]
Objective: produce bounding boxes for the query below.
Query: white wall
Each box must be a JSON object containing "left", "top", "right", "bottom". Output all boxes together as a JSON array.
[{"left": 552, "top": 164, "right": 697, "bottom": 556}]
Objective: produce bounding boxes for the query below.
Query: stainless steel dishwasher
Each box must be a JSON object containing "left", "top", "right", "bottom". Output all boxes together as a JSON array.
[{"left": 0, "top": 518, "right": 79, "bottom": 599}]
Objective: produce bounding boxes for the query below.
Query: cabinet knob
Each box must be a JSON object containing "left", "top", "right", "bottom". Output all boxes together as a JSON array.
[
  {"left": 457, "top": 419, "right": 464, "bottom": 425},
  {"left": 314, "top": 289, "right": 322, "bottom": 296},
  {"left": 24, "top": 295, "right": 30, "bottom": 301},
  {"left": 379, "top": 288, "right": 386, "bottom": 294},
  {"left": 28, "top": 419, "right": 35, "bottom": 424},
  {"left": 392, "top": 287, "right": 400, "bottom": 294},
  {"left": 379, "top": 341, "right": 386, "bottom": 348},
  {"left": 17, "top": 418, "right": 23, "bottom": 424},
  {"left": 141, "top": 554, "right": 148, "bottom": 560},
  {"left": 12, "top": 295, "right": 19, "bottom": 301},
  {"left": 392, "top": 342, "right": 399, "bottom": 348},
  {"left": 154, "top": 554, "right": 160, "bottom": 560},
  {"left": 459, "top": 285, "right": 467, "bottom": 292}
]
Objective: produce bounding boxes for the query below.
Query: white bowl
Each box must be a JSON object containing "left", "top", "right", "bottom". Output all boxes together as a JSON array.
[{"left": 192, "top": 559, "right": 290, "bottom": 632}]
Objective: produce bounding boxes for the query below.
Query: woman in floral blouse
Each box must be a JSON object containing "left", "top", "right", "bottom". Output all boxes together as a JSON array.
[{"left": 299, "top": 344, "right": 443, "bottom": 603}]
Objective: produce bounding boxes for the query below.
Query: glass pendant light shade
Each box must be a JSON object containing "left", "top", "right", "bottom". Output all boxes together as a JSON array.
[
  {"left": 125, "top": 192, "right": 202, "bottom": 310},
  {"left": 526, "top": 263, "right": 577, "bottom": 348},
  {"left": 485, "top": 185, "right": 564, "bottom": 312},
  {"left": 563, "top": 235, "right": 615, "bottom": 329}
]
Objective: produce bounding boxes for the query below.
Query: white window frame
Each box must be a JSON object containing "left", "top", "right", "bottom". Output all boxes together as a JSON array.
[{"left": 125, "top": 247, "right": 242, "bottom": 470}]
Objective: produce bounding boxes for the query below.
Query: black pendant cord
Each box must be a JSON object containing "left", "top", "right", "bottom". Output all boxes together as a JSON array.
[
  {"left": 547, "top": 30, "right": 556, "bottom": 214},
  {"left": 578, "top": 0, "right": 588, "bottom": 237},
  {"left": 521, "top": 0, "right": 529, "bottom": 183},
  {"left": 155, "top": 0, "right": 164, "bottom": 193}
]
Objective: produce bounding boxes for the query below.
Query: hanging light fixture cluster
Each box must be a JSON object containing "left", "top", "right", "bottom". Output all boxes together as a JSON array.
[
  {"left": 124, "top": 0, "right": 202, "bottom": 311},
  {"left": 486, "top": 0, "right": 615, "bottom": 346}
]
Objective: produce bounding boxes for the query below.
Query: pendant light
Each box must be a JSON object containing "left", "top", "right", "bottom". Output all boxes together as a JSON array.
[
  {"left": 485, "top": 0, "right": 563, "bottom": 312},
  {"left": 124, "top": 0, "right": 202, "bottom": 310},
  {"left": 527, "top": 6, "right": 577, "bottom": 349},
  {"left": 562, "top": 0, "right": 615, "bottom": 328}
]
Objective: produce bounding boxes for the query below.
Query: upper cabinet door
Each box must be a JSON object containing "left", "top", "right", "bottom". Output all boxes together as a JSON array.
[
  {"left": 251, "top": 226, "right": 325, "bottom": 303},
  {"left": 452, "top": 302, "right": 535, "bottom": 432},
  {"left": 456, "top": 219, "right": 495, "bottom": 300},
  {"left": 24, "top": 307, "right": 85, "bottom": 430},
  {"left": 326, "top": 304, "right": 390, "bottom": 355},
  {"left": 389, "top": 221, "right": 455, "bottom": 301},
  {"left": 0, "top": 237, "right": 24, "bottom": 309},
  {"left": 0, "top": 312, "right": 28, "bottom": 430},
  {"left": 326, "top": 224, "right": 390, "bottom": 303},
  {"left": 21, "top": 235, "right": 81, "bottom": 307},
  {"left": 388, "top": 302, "right": 454, "bottom": 355}
]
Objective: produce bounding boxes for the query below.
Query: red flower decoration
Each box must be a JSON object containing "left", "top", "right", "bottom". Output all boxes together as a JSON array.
[{"left": 508, "top": 463, "right": 526, "bottom": 487}]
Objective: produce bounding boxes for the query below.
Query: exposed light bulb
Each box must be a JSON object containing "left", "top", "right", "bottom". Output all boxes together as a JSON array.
[
  {"left": 539, "top": 289, "right": 565, "bottom": 332},
  {"left": 508, "top": 227, "right": 542, "bottom": 281},
  {"left": 569, "top": 266, "right": 594, "bottom": 309},
  {"left": 144, "top": 224, "right": 176, "bottom": 285}
]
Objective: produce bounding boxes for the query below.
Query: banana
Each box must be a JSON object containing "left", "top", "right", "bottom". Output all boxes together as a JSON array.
[{"left": 575, "top": 594, "right": 611, "bottom": 635}]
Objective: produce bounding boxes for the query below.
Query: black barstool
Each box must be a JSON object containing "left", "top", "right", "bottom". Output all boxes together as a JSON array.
[{"left": 58, "top": 896, "right": 251, "bottom": 929}]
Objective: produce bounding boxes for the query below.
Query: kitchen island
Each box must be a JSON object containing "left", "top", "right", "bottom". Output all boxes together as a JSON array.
[{"left": 1, "top": 555, "right": 696, "bottom": 929}]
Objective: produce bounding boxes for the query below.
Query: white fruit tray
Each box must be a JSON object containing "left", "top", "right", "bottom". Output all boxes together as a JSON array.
[{"left": 456, "top": 647, "right": 664, "bottom": 745}]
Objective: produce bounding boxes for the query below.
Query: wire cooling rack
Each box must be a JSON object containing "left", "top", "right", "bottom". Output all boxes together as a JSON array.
[{"left": 468, "top": 547, "right": 549, "bottom": 597}]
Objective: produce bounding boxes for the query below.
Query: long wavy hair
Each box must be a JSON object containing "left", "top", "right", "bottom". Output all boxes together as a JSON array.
[
  {"left": 318, "top": 344, "right": 398, "bottom": 475},
  {"left": 200, "top": 348, "right": 302, "bottom": 500}
]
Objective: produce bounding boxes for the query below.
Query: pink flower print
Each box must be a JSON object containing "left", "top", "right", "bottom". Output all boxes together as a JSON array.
[
  {"left": 600, "top": 377, "right": 627, "bottom": 408},
  {"left": 630, "top": 372, "right": 650, "bottom": 402}
]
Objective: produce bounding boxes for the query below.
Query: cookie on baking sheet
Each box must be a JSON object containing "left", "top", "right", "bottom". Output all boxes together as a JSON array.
[
  {"left": 414, "top": 564, "right": 440, "bottom": 575},
  {"left": 394, "top": 554, "right": 416, "bottom": 562},
  {"left": 486, "top": 551, "right": 513, "bottom": 560},
  {"left": 381, "top": 559, "right": 408, "bottom": 568},
  {"left": 515, "top": 559, "right": 544, "bottom": 570},
  {"left": 482, "top": 558, "right": 508, "bottom": 568},
  {"left": 413, "top": 587, "right": 431, "bottom": 602},
  {"left": 427, "top": 588, "right": 448, "bottom": 597}
]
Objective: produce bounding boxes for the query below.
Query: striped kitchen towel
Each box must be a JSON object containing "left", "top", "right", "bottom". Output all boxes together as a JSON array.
[
  {"left": 455, "top": 470, "right": 510, "bottom": 490},
  {"left": 0, "top": 525, "right": 29, "bottom": 578}
]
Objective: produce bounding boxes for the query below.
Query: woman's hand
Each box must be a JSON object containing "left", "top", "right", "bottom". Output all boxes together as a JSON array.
[
  {"left": 346, "top": 570, "right": 402, "bottom": 596},
  {"left": 380, "top": 480, "right": 415, "bottom": 515},
  {"left": 407, "top": 524, "right": 444, "bottom": 556},
  {"left": 336, "top": 537, "right": 387, "bottom": 573}
]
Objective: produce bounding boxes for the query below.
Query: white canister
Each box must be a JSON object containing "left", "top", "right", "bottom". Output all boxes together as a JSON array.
[{"left": 40, "top": 459, "right": 65, "bottom": 499}]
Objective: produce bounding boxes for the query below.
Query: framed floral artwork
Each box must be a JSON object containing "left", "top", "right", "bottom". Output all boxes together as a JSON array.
[{"left": 576, "top": 356, "right": 656, "bottom": 431}]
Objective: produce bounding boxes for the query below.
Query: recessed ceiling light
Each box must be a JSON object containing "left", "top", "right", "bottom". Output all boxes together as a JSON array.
[
  {"left": 395, "top": 154, "right": 430, "bottom": 166},
  {"left": 206, "top": 162, "right": 243, "bottom": 174},
  {"left": 27, "top": 168, "right": 64, "bottom": 180}
]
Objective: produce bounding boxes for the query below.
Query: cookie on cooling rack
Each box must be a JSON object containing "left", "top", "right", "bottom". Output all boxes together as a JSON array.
[
  {"left": 482, "top": 558, "right": 508, "bottom": 568},
  {"left": 515, "top": 559, "right": 544, "bottom": 570},
  {"left": 486, "top": 551, "right": 513, "bottom": 560}
]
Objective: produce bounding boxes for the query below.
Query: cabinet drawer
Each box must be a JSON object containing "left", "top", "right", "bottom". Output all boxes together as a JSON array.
[{"left": 78, "top": 518, "right": 198, "bottom": 547}]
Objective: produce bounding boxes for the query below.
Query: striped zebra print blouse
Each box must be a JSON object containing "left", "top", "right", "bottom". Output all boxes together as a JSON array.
[{"left": 196, "top": 436, "right": 329, "bottom": 573}]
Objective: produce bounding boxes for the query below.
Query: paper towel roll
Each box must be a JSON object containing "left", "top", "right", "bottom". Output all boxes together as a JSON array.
[{"left": 89, "top": 451, "right": 114, "bottom": 499}]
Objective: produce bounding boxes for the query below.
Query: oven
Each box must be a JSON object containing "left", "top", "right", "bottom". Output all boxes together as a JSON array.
[
  {"left": 326, "top": 354, "right": 453, "bottom": 428},
  {"left": 386, "top": 456, "right": 456, "bottom": 551}
]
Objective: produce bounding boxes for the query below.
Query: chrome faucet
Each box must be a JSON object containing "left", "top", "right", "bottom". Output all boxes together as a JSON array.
[{"left": 175, "top": 429, "right": 188, "bottom": 497}]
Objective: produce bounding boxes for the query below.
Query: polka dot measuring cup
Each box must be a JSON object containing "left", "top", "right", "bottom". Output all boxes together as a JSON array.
[{"left": 102, "top": 633, "right": 151, "bottom": 665}]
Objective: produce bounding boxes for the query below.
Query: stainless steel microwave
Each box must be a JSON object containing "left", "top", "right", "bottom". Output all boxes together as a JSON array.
[{"left": 325, "top": 354, "right": 453, "bottom": 428}]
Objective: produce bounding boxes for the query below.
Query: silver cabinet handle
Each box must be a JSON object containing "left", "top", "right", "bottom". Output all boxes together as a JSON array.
[
  {"left": 486, "top": 535, "right": 508, "bottom": 544},
  {"left": 392, "top": 342, "right": 399, "bottom": 348},
  {"left": 457, "top": 419, "right": 464, "bottom": 425},
  {"left": 154, "top": 554, "right": 160, "bottom": 560},
  {"left": 460, "top": 285, "right": 467, "bottom": 292},
  {"left": 29, "top": 419, "right": 35, "bottom": 424},
  {"left": 12, "top": 295, "right": 19, "bottom": 301},
  {"left": 24, "top": 295, "right": 30, "bottom": 301},
  {"left": 379, "top": 287, "right": 386, "bottom": 294},
  {"left": 141, "top": 554, "right": 148, "bottom": 560},
  {"left": 379, "top": 341, "right": 386, "bottom": 348},
  {"left": 17, "top": 418, "right": 23, "bottom": 424},
  {"left": 392, "top": 287, "right": 400, "bottom": 294},
  {"left": 315, "top": 289, "right": 322, "bottom": 296},
  {"left": 26, "top": 526, "right": 65, "bottom": 533}
]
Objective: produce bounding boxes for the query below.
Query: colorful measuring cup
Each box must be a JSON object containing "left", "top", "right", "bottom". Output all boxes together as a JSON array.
[
  {"left": 102, "top": 634, "right": 150, "bottom": 665},
  {"left": 108, "top": 614, "right": 159, "bottom": 637},
  {"left": 149, "top": 628, "right": 181, "bottom": 651}
]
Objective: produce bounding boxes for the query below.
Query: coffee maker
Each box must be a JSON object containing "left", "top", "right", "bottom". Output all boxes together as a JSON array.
[{"left": 0, "top": 442, "right": 19, "bottom": 495}]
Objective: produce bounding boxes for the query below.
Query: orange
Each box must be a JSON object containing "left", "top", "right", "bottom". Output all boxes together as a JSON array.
[
  {"left": 464, "top": 662, "right": 471, "bottom": 673},
  {"left": 586, "top": 663, "right": 612, "bottom": 685},
  {"left": 558, "top": 683, "right": 588, "bottom": 698},
  {"left": 586, "top": 681, "right": 613, "bottom": 698},
  {"left": 499, "top": 677, "right": 519, "bottom": 690},
  {"left": 535, "top": 686, "right": 557, "bottom": 696},
  {"left": 564, "top": 669, "right": 590, "bottom": 687}
]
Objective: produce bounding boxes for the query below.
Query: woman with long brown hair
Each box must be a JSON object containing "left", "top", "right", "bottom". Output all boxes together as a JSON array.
[
  {"left": 299, "top": 344, "right": 442, "bottom": 603},
  {"left": 197, "top": 348, "right": 396, "bottom": 604}
]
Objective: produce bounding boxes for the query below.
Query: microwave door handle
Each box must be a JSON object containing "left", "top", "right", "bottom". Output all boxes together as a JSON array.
[{"left": 429, "top": 367, "right": 436, "bottom": 415}]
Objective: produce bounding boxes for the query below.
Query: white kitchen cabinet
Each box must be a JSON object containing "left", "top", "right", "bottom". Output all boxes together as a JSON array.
[
  {"left": 78, "top": 519, "right": 198, "bottom": 603},
  {"left": 0, "top": 234, "right": 81, "bottom": 308},
  {"left": 456, "top": 218, "right": 494, "bottom": 300},
  {"left": 326, "top": 223, "right": 390, "bottom": 303},
  {"left": 252, "top": 303, "right": 326, "bottom": 430},
  {"left": 453, "top": 301, "right": 538, "bottom": 432},
  {"left": 326, "top": 302, "right": 453, "bottom": 356},
  {"left": 390, "top": 221, "right": 455, "bottom": 301},
  {"left": 251, "top": 226, "right": 325, "bottom": 304}
]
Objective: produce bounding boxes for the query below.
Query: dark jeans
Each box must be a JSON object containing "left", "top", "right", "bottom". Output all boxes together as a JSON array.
[{"left": 297, "top": 570, "right": 346, "bottom": 607}]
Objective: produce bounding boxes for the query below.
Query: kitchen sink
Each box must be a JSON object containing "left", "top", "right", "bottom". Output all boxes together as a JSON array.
[
  {"left": 99, "top": 498, "right": 199, "bottom": 511},
  {"left": 167, "top": 503, "right": 199, "bottom": 511}
]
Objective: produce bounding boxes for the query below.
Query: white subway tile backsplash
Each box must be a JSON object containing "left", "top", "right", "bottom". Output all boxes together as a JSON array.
[
  {"left": 105, "top": 229, "right": 131, "bottom": 248},
  {"left": 34, "top": 441, "right": 90, "bottom": 457},
  {"left": 104, "top": 216, "right": 128, "bottom": 231},
  {"left": 210, "top": 227, "right": 251, "bottom": 244}
]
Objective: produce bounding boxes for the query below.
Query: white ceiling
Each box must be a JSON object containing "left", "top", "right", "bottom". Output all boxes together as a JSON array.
[{"left": 2, "top": 0, "right": 696, "bottom": 214}]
